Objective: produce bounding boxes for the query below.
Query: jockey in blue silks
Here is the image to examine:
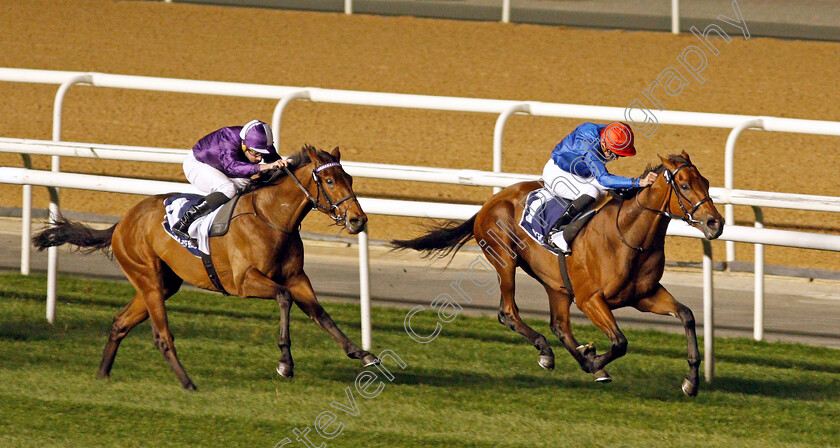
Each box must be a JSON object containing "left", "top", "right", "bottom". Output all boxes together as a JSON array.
[
  {"left": 542, "top": 121, "right": 658, "bottom": 251},
  {"left": 172, "top": 120, "right": 290, "bottom": 239}
]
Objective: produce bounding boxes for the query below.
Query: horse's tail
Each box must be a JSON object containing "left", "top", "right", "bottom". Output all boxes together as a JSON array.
[
  {"left": 389, "top": 214, "right": 477, "bottom": 261},
  {"left": 32, "top": 215, "right": 117, "bottom": 256}
]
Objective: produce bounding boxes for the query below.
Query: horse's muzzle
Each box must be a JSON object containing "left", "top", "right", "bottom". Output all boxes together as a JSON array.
[
  {"left": 702, "top": 217, "right": 724, "bottom": 240},
  {"left": 346, "top": 214, "right": 367, "bottom": 234}
]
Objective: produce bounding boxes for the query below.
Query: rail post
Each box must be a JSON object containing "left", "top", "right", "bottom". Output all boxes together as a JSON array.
[
  {"left": 724, "top": 118, "right": 764, "bottom": 267},
  {"left": 46, "top": 74, "right": 92, "bottom": 323},
  {"left": 492, "top": 103, "right": 530, "bottom": 193},
  {"left": 271, "top": 90, "right": 311, "bottom": 153},
  {"left": 752, "top": 206, "right": 765, "bottom": 341},
  {"left": 702, "top": 239, "right": 714, "bottom": 382},
  {"left": 20, "top": 155, "right": 33, "bottom": 275},
  {"left": 359, "top": 229, "right": 371, "bottom": 350},
  {"left": 672, "top": 0, "right": 680, "bottom": 34}
]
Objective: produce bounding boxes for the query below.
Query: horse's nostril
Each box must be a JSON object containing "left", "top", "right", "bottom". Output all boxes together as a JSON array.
[{"left": 707, "top": 219, "right": 719, "bottom": 229}]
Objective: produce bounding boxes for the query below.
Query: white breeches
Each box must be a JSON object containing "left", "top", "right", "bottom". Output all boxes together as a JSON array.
[
  {"left": 183, "top": 152, "right": 251, "bottom": 199},
  {"left": 541, "top": 159, "right": 609, "bottom": 201}
]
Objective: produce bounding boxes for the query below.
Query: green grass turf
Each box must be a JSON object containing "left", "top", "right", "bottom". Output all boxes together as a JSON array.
[{"left": 1, "top": 272, "right": 838, "bottom": 448}]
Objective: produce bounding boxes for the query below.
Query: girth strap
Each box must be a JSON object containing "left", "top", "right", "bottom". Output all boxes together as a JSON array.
[
  {"left": 200, "top": 251, "right": 230, "bottom": 296},
  {"left": 557, "top": 252, "right": 575, "bottom": 302}
]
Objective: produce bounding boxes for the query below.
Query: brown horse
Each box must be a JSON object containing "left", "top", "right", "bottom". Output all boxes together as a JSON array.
[
  {"left": 33, "top": 145, "right": 380, "bottom": 390},
  {"left": 391, "top": 151, "right": 723, "bottom": 396}
]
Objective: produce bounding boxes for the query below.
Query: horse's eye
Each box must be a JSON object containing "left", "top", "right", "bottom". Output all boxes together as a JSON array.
[
  {"left": 681, "top": 184, "right": 689, "bottom": 190},
  {"left": 326, "top": 178, "right": 334, "bottom": 186}
]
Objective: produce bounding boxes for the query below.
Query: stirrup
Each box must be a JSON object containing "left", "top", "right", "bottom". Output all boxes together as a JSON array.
[
  {"left": 546, "top": 230, "right": 571, "bottom": 254},
  {"left": 171, "top": 221, "right": 193, "bottom": 240}
]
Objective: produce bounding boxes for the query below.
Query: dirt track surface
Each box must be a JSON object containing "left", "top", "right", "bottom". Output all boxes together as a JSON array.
[{"left": 1, "top": 0, "right": 838, "bottom": 270}]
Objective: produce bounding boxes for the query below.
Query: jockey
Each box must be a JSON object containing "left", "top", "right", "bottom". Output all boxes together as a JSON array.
[
  {"left": 172, "top": 119, "right": 290, "bottom": 239},
  {"left": 542, "top": 121, "right": 657, "bottom": 250}
]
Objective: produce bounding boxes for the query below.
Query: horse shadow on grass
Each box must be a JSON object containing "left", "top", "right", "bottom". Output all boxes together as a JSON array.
[
  {"left": 304, "top": 347, "right": 840, "bottom": 403},
  {"left": 630, "top": 343, "right": 840, "bottom": 375},
  {"left": 705, "top": 376, "right": 840, "bottom": 401},
  {"left": 0, "top": 319, "right": 67, "bottom": 342},
  {"left": 309, "top": 359, "right": 583, "bottom": 391}
]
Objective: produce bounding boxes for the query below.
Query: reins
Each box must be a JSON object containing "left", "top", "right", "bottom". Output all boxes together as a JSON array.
[
  {"left": 616, "top": 163, "right": 712, "bottom": 252},
  {"left": 229, "top": 161, "right": 358, "bottom": 234}
]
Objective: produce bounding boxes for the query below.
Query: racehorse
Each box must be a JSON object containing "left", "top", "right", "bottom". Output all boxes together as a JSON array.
[
  {"left": 391, "top": 151, "right": 723, "bottom": 396},
  {"left": 33, "top": 145, "right": 380, "bottom": 390}
]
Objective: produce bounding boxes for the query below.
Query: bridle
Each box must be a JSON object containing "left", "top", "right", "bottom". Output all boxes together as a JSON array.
[
  {"left": 616, "top": 163, "right": 713, "bottom": 252},
  {"left": 282, "top": 162, "right": 358, "bottom": 226}
]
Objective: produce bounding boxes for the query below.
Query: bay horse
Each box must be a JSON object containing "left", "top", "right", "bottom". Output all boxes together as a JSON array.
[
  {"left": 33, "top": 145, "right": 380, "bottom": 390},
  {"left": 391, "top": 151, "right": 723, "bottom": 396}
]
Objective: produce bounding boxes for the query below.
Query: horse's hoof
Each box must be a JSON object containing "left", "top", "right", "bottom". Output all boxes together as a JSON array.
[
  {"left": 362, "top": 354, "right": 381, "bottom": 367},
  {"left": 276, "top": 362, "right": 295, "bottom": 378},
  {"left": 593, "top": 369, "right": 612, "bottom": 383},
  {"left": 182, "top": 381, "right": 198, "bottom": 391},
  {"left": 681, "top": 377, "right": 698, "bottom": 397},
  {"left": 538, "top": 354, "right": 555, "bottom": 370}
]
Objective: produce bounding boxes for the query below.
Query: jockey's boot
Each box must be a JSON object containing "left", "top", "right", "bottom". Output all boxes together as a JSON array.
[
  {"left": 171, "top": 192, "right": 229, "bottom": 240},
  {"left": 546, "top": 194, "right": 596, "bottom": 253}
]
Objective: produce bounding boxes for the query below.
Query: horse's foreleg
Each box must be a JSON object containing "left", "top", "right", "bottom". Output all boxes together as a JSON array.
[
  {"left": 577, "top": 293, "right": 627, "bottom": 380},
  {"left": 275, "top": 290, "right": 294, "bottom": 378},
  {"left": 544, "top": 286, "right": 597, "bottom": 373},
  {"left": 285, "top": 273, "right": 380, "bottom": 368},
  {"left": 495, "top": 264, "right": 554, "bottom": 370},
  {"left": 240, "top": 268, "right": 295, "bottom": 377},
  {"left": 634, "top": 285, "right": 700, "bottom": 397},
  {"left": 98, "top": 294, "right": 149, "bottom": 379}
]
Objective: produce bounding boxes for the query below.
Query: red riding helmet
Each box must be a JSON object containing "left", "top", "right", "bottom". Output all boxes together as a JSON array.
[{"left": 601, "top": 122, "right": 636, "bottom": 157}]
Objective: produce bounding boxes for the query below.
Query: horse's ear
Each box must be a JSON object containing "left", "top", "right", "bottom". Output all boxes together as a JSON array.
[
  {"left": 330, "top": 146, "right": 341, "bottom": 160},
  {"left": 680, "top": 150, "right": 692, "bottom": 163},
  {"left": 659, "top": 153, "right": 675, "bottom": 170},
  {"left": 305, "top": 145, "right": 320, "bottom": 166}
]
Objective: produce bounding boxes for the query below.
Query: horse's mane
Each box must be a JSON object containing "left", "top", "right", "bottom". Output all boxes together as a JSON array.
[
  {"left": 610, "top": 153, "right": 690, "bottom": 200},
  {"left": 242, "top": 144, "right": 338, "bottom": 194}
]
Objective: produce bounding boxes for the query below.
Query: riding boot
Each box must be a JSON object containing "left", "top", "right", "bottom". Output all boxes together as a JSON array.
[
  {"left": 548, "top": 195, "right": 595, "bottom": 235},
  {"left": 553, "top": 195, "right": 596, "bottom": 233},
  {"left": 171, "top": 192, "right": 229, "bottom": 240}
]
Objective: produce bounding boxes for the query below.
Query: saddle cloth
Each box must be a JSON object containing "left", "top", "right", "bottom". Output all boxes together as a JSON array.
[
  {"left": 518, "top": 188, "right": 571, "bottom": 254},
  {"left": 163, "top": 194, "right": 224, "bottom": 256}
]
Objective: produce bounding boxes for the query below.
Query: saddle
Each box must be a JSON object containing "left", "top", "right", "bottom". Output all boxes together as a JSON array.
[
  {"left": 519, "top": 188, "right": 609, "bottom": 255},
  {"left": 208, "top": 194, "right": 241, "bottom": 237},
  {"left": 163, "top": 193, "right": 243, "bottom": 296}
]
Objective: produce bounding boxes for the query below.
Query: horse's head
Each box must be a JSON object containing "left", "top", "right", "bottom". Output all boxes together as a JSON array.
[
  {"left": 657, "top": 151, "right": 724, "bottom": 239},
  {"left": 300, "top": 145, "right": 367, "bottom": 234}
]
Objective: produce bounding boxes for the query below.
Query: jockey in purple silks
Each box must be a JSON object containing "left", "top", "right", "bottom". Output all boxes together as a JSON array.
[{"left": 172, "top": 120, "right": 290, "bottom": 239}]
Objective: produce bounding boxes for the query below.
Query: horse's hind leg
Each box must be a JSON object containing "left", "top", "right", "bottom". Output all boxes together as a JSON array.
[
  {"left": 633, "top": 285, "right": 700, "bottom": 397},
  {"left": 119, "top": 254, "right": 193, "bottom": 389},
  {"left": 97, "top": 264, "right": 182, "bottom": 380},
  {"left": 286, "top": 273, "right": 380, "bottom": 368},
  {"left": 97, "top": 293, "right": 148, "bottom": 379},
  {"left": 147, "top": 290, "right": 195, "bottom": 390},
  {"left": 493, "top": 260, "right": 555, "bottom": 370}
]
